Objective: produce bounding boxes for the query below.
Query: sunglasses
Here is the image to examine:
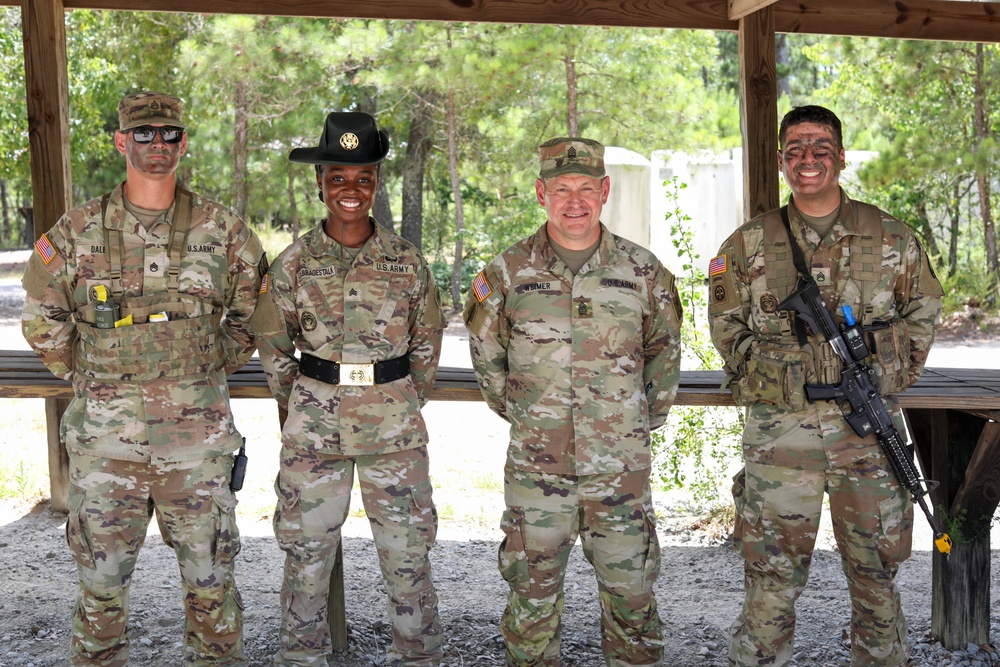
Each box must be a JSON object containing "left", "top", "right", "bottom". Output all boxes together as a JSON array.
[{"left": 130, "top": 126, "right": 184, "bottom": 144}]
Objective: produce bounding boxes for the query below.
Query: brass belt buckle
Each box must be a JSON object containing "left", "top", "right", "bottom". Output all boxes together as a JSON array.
[{"left": 339, "top": 363, "right": 374, "bottom": 386}]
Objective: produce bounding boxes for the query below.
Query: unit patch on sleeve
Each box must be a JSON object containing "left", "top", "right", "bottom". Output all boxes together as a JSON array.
[
  {"left": 35, "top": 234, "right": 56, "bottom": 264},
  {"left": 472, "top": 270, "right": 493, "bottom": 303}
]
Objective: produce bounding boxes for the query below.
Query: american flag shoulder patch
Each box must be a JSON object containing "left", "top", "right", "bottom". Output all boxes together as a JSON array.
[
  {"left": 472, "top": 270, "right": 493, "bottom": 303},
  {"left": 708, "top": 254, "right": 727, "bottom": 276},
  {"left": 35, "top": 234, "right": 56, "bottom": 264},
  {"left": 259, "top": 274, "right": 269, "bottom": 294}
]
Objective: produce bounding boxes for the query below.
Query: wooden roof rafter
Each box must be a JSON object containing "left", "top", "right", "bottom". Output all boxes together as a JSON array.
[{"left": 4, "top": 0, "right": 999, "bottom": 43}]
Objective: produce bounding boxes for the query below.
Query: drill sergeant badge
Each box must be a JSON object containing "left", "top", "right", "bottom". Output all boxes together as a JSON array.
[{"left": 301, "top": 312, "right": 318, "bottom": 331}]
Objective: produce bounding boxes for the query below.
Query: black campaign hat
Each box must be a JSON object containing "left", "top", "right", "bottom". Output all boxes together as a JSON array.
[{"left": 289, "top": 111, "right": 390, "bottom": 165}]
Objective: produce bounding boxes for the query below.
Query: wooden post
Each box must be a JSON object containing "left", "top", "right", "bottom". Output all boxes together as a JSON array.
[
  {"left": 22, "top": 0, "right": 73, "bottom": 513},
  {"left": 907, "top": 408, "right": 991, "bottom": 648},
  {"left": 738, "top": 7, "right": 780, "bottom": 220}
]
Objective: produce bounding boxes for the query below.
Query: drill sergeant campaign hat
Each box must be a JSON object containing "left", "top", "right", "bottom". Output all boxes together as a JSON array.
[
  {"left": 289, "top": 111, "right": 390, "bottom": 165},
  {"left": 118, "top": 92, "right": 185, "bottom": 131},
  {"left": 538, "top": 137, "right": 606, "bottom": 179}
]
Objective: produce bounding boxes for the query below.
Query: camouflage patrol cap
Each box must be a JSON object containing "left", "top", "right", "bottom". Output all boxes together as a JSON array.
[
  {"left": 538, "top": 137, "right": 605, "bottom": 179},
  {"left": 118, "top": 92, "right": 185, "bottom": 131}
]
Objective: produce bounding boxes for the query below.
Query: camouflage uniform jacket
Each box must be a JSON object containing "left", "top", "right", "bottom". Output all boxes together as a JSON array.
[
  {"left": 464, "top": 223, "right": 682, "bottom": 476},
  {"left": 252, "top": 219, "right": 446, "bottom": 456},
  {"left": 21, "top": 183, "right": 265, "bottom": 463},
  {"left": 709, "top": 191, "right": 943, "bottom": 470}
]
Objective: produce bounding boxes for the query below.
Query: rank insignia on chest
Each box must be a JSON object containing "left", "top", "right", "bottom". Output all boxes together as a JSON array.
[
  {"left": 35, "top": 234, "right": 56, "bottom": 264},
  {"left": 472, "top": 271, "right": 492, "bottom": 303},
  {"left": 575, "top": 297, "right": 593, "bottom": 318},
  {"left": 812, "top": 267, "right": 831, "bottom": 285}
]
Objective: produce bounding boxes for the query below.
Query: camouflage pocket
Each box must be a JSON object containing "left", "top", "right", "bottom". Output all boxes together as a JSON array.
[
  {"left": 737, "top": 345, "right": 809, "bottom": 410},
  {"left": 872, "top": 320, "right": 911, "bottom": 396},
  {"left": 407, "top": 477, "right": 439, "bottom": 550},
  {"left": 639, "top": 502, "right": 661, "bottom": 585},
  {"left": 66, "top": 484, "right": 96, "bottom": 570},
  {"left": 272, "top": 473, "right": 303, "bottom": 553},
  {"left": 210, "top": 485, "right": 241, "bottom": 571},
  {"left": 498, "top": 507, "right": 530, "bottom": 595},
  {"left": 877, "top": 491, "right": 913, "bottom": 566},
  {"left": 730, "top": 468, "right": 764, "bottom": 563}
]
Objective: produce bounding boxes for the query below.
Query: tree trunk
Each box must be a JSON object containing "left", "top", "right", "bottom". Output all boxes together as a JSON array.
[
  {"left": 20, "top": 200, "right": 34, "bottom": 248},
  {"left": 565, "top": 46, "right": 579, "bottom": 136},
  {"left": 915, "top": 200, "right": 941, "bottom": 262},
  {"left": 373, "top": 177, "right": 394, "bottom": 232},
  {"left": 287, "top": 166, "right": 300, "bottom": 242},
  {"left": 357, "top": 94, "right": 394, "bottom": 231},
  {"left": 972, "top": 43, "right": 997, "bottom": 302},
  {"left": 400, "top": 99, "right": 432, "bottom": 250},
  {"left": 1, "top": 180, "right": 10, "bottom": 246},
  {"left": 776, "top": 34, "right": 791, "bottom": 98},
  {"left": 232, "top": 78, "right": 250, "bottom": 220},
  {"left": 446, "top": 88, "right": 466, "bottom": 312},
  {"left": 949, "top": 180, "right": 961, "bottom": 278}
]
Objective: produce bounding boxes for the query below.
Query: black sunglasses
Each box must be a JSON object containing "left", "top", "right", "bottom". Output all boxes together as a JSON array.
[{"left": 130, "top": 126, "right": 184, "bottom": 144}]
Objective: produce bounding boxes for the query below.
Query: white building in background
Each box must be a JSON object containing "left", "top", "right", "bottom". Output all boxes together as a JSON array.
[
  {"left": 602, "top": 148, "right": 877, "bottom": 278},
  {"left": 601, "top": 147, "right": 651, "bottom": 249}
]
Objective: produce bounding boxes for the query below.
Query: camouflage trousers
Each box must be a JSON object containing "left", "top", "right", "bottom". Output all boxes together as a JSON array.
[
  {"left": 66, "top": 452, "right": 244, "bottom": 667},
  {"left": 273, "top": 445, "right": 441, "bottom": 667},
  {"left": 729, "top": 459, "right": 913, "bottom": 667},
  {"left": 499, "top": 465, "right": 663, "bottom": 667}
]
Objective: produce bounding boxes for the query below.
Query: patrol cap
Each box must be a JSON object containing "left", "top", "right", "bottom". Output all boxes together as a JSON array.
[
  {"left": 538, "top": 137, "right": 606, "bottom": 179},
  {"left": 289, "top": 111, "right": 390, "bottom": 165},
  {"left": 118, "top": 92, "right": 185, "bottom": 131}
]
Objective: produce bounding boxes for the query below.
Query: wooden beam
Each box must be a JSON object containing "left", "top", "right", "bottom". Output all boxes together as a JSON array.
[
  {"left": 3, "top": 0, "right": 998, "bottom": 42},
  {"left": 774, "top": 0, "right": 1000, "bottom": 43},
  {"left": 49, "top": 0, "right": 737, "bottom": 31},
  {"left": 22, "top": 0, "right": 73, "bottom": 516},
  {"left": 22, "top": 0, "right": 72, "bottom": 237},
  {"left": 738, "top": 7, "right": 779, "bottom": 221},
  {"left": 729, "top": 0, "right": 778, "bottom": 21}
]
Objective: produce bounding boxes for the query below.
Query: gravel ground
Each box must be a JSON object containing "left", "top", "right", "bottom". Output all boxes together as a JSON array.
[{"left": 2, "top": 497, "right": 999, "bottom": 667}]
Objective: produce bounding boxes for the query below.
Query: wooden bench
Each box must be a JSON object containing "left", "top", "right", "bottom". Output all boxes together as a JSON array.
[{"left": 1, "top": 349, "right": 999, "bottom": 650}]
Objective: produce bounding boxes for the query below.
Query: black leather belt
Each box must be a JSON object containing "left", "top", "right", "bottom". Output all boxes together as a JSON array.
[{"left": 299, "top": 354, "right": 409, "bottom": 386}]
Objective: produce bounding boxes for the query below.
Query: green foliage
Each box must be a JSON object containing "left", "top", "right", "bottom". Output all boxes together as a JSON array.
[{"left": 650, "top": 177, "right": 743, "bottom": 509}]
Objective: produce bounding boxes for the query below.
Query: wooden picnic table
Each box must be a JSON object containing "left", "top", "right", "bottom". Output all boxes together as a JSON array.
[{"left": 1, "top": 349, "right": 997, "bottom": 649}]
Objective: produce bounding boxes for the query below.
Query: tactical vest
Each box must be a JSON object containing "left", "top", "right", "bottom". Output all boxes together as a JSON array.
[
  {"left": 75, "top": 187, "right": 226, "bottom": 383},
  {"left": 734, "top": 201, "right": 911, "bottom": 406}
]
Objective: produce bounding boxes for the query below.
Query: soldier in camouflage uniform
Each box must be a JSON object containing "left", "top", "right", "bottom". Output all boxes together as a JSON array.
[
  {"left": 464, "top": 137, "right": 682, "bottom": 667},
  {"left": 251, "top": 112, "right": 447, "bottom": 667},
  {"left": 21, "top": 92, "right": 266, "bottom": 666},
  {"left": 708, "top": 106, "right": 943, "bottom": 667}
]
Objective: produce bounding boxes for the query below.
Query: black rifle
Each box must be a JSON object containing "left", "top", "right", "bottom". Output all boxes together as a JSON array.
[{"left": 778, "top": 278, "right": 952, "bottom": 554}]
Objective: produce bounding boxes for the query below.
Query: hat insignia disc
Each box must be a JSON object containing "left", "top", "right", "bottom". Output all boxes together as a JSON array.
[{"left": 340, "top": 132, "right": 360, "bottom": 150}]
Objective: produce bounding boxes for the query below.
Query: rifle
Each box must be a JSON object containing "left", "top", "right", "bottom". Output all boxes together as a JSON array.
[{"left": 777, "top": 278, "right": 952, "bottom": 555}]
